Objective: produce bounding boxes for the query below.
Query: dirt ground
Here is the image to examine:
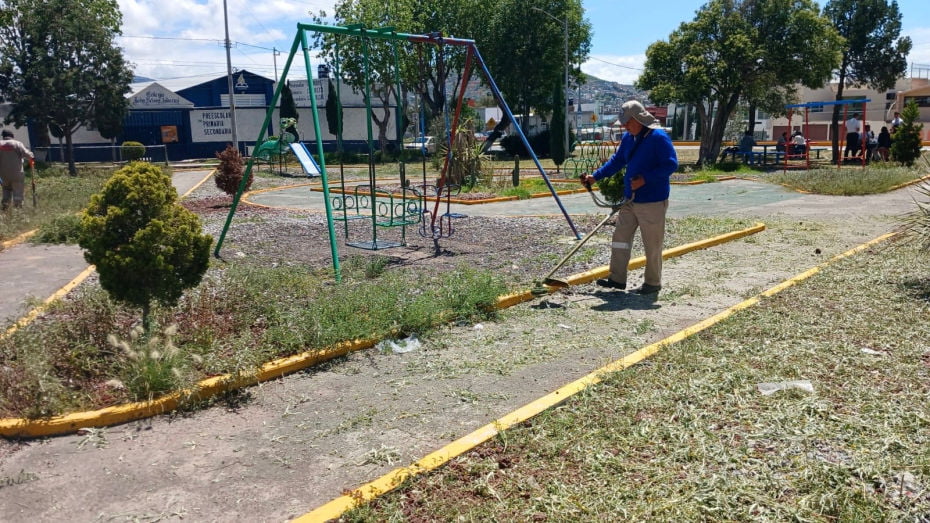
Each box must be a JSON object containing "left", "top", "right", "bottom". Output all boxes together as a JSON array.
[{"left": 0, "top": 176, "right": 921, "bottom": 522}]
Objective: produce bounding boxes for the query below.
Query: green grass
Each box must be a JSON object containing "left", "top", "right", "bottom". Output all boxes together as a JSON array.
[
  {"left": 0, "top": 261, "right": 507, "bottom": 417},
  {"left": 472, "top": 177, "right": 578, "bottom": 200},
  {"left": 764, "top": 162, "right": 926, "bottom": 195},
  {"left": 0, "top": 165, "right": 115, "bottom": 244},
  {"left": 347, "top": 242, "right": 930, "bottom": 520}
]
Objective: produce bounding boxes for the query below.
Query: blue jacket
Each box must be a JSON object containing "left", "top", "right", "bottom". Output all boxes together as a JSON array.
[{"left": 591, "top": 128, "right": 678, "bottom": 202}]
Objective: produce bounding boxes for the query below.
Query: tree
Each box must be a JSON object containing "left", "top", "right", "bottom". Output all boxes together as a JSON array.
[
  {"left": 325, "top": 79, "right": 343, "bottom": 145},
  {"left": 479, "top": 0, "right": 591, "bottom": 134},
  {"left": 638, "top": 0, "right": 841, "bottom": 165},
  {"left": 0, "top": 0, "right": 134, "bottom": 175},
  {"left": 823, "top": 0, "right": 912, "bottom": 161},
  {"left": 310, "top": 1, "right": 410, "bottom": 152},
  {"left": 279, "top": 81, "right": 299, "bottom": 141},
  {"left": 214, "top": 144, "right": 252, "bottom": 196},
  {"left": 94, "top": 84, "right": 131, "bottom": 163},
  {"left": 890, "top": 100, "right": 923, "bottom": 166},
  {"left": 311, "top": 0, "right": 591, "bottom": 151},
  {"left": 79, "top": 163, "right": 212, "bottom": 333},
  {"left": 549, "top": 80, "right": 567, "bottom": 171}
]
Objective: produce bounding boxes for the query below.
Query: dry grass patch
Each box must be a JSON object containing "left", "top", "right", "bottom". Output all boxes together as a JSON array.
[{"left": 349, "top": 241, "right": 930, "bottom": 520}]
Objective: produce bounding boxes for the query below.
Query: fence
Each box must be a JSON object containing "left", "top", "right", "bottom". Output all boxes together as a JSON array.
[{"left": 34, "top": 144, "right": 169, "bottom": 165}]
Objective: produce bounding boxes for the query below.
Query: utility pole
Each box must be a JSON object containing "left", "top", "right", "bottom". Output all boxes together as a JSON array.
[
  {"left": 273, "top": 47, "right": 280, "bottom": 84},
  {"left": 223, "top": 0, "right": 239, "bottom": 152}
]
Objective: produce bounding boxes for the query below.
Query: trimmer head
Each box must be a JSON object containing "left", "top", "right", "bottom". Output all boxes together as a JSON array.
[
  {"left": 542, "top": 277, "right": 570, "bottom": 289},
  {"left": 530, "top": 281, "right": 550, "bottom": 296}
]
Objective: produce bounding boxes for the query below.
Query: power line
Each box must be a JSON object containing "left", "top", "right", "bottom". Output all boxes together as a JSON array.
[
  {"left": 119, "top": 34, "right": 222, "bottom": 43},
  {"left": 588, "top": 56, "right": 644, "bottom": 71},
  {"left": 119, "top": 34, "right": 277, "bottom": 51}
]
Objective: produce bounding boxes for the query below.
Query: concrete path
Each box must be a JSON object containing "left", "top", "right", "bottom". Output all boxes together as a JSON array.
[
  {"left": 246, "top": 177, "right": 915, "bottom": 223},
  {"left": 0, "top": 169, "right": 213, "bottom": 330}
]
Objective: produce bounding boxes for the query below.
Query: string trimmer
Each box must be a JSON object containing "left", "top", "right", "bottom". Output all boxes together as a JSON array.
[{"left": 530, "top": 184, "right": 628, "bottom": 296}]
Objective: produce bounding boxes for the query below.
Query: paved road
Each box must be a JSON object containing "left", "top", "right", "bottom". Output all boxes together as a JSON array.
[{"left": 0, "top": 169, "right": 213, "bottom": 329}]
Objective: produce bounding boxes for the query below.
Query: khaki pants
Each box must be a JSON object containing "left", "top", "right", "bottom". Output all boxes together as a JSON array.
[
  {"left": 608, "top": 200, "right": 668, "bottom": 287},
  {"left": 1, "top": 170, "right": 25, "bottom": 209}
]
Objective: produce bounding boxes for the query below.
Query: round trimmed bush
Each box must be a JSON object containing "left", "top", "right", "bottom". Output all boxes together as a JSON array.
[{"left": 121, "top": 141, "right": 146, "bottom": 162}]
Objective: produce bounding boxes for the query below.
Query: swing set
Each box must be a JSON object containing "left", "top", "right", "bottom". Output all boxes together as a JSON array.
[{"left": 213, "top": 23, "right": 581, "bottom": 281}]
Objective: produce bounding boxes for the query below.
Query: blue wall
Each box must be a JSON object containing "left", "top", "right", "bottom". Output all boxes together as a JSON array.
[{"left": 176, "top": 70, "right": 275, "bottom": 107}]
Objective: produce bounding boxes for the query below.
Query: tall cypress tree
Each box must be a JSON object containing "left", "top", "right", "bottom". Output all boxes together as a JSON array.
[
  {"left": 549, "top": 81, "right": 567, "bottom": 172},
  {"left": 279, "top": 81, "right": 299, "bottom": 141}
]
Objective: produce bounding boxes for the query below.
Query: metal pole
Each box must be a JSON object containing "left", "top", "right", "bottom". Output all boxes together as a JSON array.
[{"left": 223, "top": 0, "right": 239, "bottom": 151}]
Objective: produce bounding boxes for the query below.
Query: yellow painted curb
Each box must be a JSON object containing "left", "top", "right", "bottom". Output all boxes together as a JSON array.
[
  {"left": 494, "top": 222, "right": 766, "bottom": 309},
  {"left": 0, "top": 222, "right": 762, "bottom": 437},
  {"left": 297, "top": 230, "right": 896, "bottom": 522},
  {"left": 1, "top": 229, "right": 37, "bottom": 250},
  {"left": 0, "top": 337, "right": 378, "bottom": 438},
  {"left": 671, "top": 175, "right": 738, "bottom": 186},
  {"left": 179, "top": 168, "right": 217, "bottom": 199},
  {"left": 888, "top": 173, "right": 930, "bottom": 192},
  {"left": 2, "top": 170, "right": 219, "bottom": 341},
  {"left": 1, "top": 265, "right": 96, "bottom": 342}
]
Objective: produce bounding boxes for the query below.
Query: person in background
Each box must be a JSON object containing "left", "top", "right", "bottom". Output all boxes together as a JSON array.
[
  {"left": 844, "top": 113, "right": 861, "bottom": 159},
  {"left": 776, "top": 131, "right": 788, "bottom": 152},
  {"left": 0, "top": 129, "right": 34, "bottom": 210},
  {"left": 863, "top": 125, "right": 877, "bottom": 161},
  {"left": 738, "top": 130, "right": 757, "bottom": 162},
  {"left": 876, "top": 126, "right": 892, "bottom": 161},
  {"left": 580, "top": 100, "right": 678, "bottom": 296},
  {"left": 890, "top": 111, "right": 903, "bottom": 134},
  {"left": 792, "top": 130, "right": 807, "bottom": 155}
]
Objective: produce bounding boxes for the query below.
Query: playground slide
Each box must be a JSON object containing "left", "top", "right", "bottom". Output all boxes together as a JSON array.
[{"left": 289, "top": 141, "right": 322, "bottom": 177}]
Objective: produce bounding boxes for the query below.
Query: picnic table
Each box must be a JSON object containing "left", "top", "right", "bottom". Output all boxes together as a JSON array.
[{"left": 721, "top": 141, "right": 830, "bottom": 165}]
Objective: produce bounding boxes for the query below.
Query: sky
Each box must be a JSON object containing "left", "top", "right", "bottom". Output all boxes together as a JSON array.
[{"left": 117, "top": 0, "right": 930, "bottom": 86}]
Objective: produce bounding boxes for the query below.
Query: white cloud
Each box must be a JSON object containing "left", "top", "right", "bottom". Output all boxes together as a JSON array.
[
  {"left": 904, "top": 26, "right": 930, "bottom": 66},
  {"left": 117, "top": 0, "right": 335, "bottom": 80},
  {"left": 581, "top": 54, "right": 645, "bottom": 85}
]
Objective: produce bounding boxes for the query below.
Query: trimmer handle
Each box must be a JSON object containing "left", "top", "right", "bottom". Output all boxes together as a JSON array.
[{"left": 579, "top": 173, "right": 595, "bottom": 190}]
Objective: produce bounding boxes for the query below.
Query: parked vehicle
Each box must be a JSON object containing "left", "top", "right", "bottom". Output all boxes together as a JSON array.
[{"left": 403, "top": 136, "right": 436, "bottom": 154}]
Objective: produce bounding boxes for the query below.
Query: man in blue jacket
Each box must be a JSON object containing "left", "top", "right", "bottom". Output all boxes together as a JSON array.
[{"left": 580, "top": 100, "right": 678, "bottom": 295}]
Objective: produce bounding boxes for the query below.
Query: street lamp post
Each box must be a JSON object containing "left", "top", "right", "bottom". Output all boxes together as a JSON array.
[
  {"left": 223, "top": 0, "right": 239, "bottom": 152},
  {"left": 532, "top": 7, "right": 569, "bottom": 159}
]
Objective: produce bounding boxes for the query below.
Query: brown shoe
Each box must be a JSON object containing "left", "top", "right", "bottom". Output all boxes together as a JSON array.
[{"left": 634, "top": 283, "right": 661, "bottom": 295}]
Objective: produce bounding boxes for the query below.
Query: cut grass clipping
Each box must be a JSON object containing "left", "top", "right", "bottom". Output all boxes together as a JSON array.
[
  {"left": 346, "top": 242, "right": 930, "bottom": 521},
  {"left": 0, "top": 260, "right": 505, "bottom": 418}
]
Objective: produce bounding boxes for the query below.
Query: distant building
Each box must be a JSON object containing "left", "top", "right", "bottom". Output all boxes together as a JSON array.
[
  {"left": 16, "top": 69, "right": 400, "bottom": 163},
  {"left": 769, "top": 77, "right": 930, "bottom": 142}
]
